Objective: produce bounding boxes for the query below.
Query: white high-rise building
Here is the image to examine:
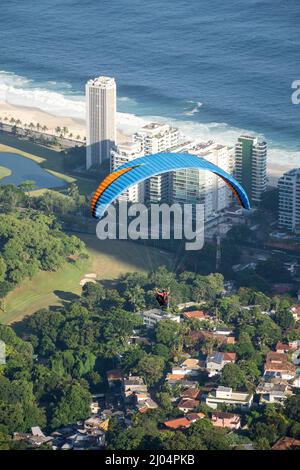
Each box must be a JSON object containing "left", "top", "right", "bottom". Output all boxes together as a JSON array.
[
  {"left": 111, "top": 141, "right": 144, "bottom": 203},
  {"left": 235, "top": 135, "right": 267, "bottom": 205},
  {"left": 172, "top": 142, "right": 234, "bottom": 221},
  {"left": 278, "top": 168, "right": 300, "bottom": 233},
  {"left": 134, "top": 123, "right": 180, "bottom": 203},
  {"left": 86, "top": 76, "right": 116, "bottom": 169}
]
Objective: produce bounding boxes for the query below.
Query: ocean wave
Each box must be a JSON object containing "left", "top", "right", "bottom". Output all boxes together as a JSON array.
[
  {"left": 183, "top": 101, "right": 203, "bottom": 116},
  {"left": 0, "top": 70, "right": 298, "bottom": 169},
  {"left": 0, "top": 71, "right": 86, "bottom": 119}
]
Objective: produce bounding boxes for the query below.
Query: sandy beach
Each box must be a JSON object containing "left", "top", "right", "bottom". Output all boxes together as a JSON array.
[
  {"left": 0, "top": 100, "right": 128, "bottom": 144},
  {"left": 0, "top": 100, "right": 296, "bottom": 184}
]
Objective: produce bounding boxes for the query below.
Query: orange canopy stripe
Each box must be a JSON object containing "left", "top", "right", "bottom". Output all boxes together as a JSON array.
[
  {"left": 90, "top": 166, "right": 137, "bottom": 214},
  {"left": 217, "top": 174, "right": 243, "bottom": 206}
]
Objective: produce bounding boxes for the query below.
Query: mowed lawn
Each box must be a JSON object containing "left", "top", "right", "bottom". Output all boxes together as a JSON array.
[{"left": 1, "top": 236, "right": 175, "bottom": 325}]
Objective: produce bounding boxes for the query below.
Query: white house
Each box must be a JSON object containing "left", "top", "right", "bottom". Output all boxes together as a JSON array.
[{"left": 206, "top": 386, "right": 253, "bottom": 410}]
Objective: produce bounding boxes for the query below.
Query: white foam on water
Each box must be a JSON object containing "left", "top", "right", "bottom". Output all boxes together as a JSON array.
[{"left": 0, "top": 70, "right": 299, "bottom": 168}]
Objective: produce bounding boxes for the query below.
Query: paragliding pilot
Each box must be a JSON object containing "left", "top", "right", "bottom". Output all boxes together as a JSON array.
[{"left": 155, "top": 289, "right": 170, "bottom": 308}]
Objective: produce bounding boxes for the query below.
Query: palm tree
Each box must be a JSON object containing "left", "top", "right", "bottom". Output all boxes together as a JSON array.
[
  {"left": 36, "top": 123, "right": 41, "bottom": 133},
  {"left": 42, "top": 125, "right": 48, "bottom": 133},
  {"left": 28, "top": 123, "right": 35, "bottom": 135},
  {"left": 55, "top": 126, "right": 61, "bottom": 136},
  {"left": 9, "top": 117, "right": 15, "bottom": 125},
  {"left": 62, "top": 126, "right": 69, "bottom": 137},
  {"left": 4, "top": 117, "right": 8, "bottom": 122}
]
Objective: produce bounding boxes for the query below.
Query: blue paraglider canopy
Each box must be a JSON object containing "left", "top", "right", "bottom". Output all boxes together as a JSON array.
[{"left": 91, "top": 152, "right": 250, "bottom": 218}]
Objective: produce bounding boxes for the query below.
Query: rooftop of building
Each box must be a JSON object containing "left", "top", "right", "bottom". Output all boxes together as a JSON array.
[{"left": 87, "top": 76, "right": 116, "bottom": 88}]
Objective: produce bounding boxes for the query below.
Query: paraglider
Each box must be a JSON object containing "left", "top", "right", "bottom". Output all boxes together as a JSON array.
[
  {"left": 155, "top": 288, "right": 170, "bottom": 308},
  {"left": 90, "top": 152, "right": 251, "bottom": 219}
]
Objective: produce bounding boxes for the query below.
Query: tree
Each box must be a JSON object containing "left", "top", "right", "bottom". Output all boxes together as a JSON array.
[
  {"left": 19, "top": 180, "right": 36, "bottom": 193},
  {"left": 135, "top": 355, "right": 165, "bottom": 387},
  {"left": 284, "top": 395, "right": 300, "bottom": 422},
  {"left": 220, "top": 363, "right": 247, "bottom": 390},
  {"left": 124, "top": 286, "right": 146, "bottom": 312},
  {"left": 50, "top": 381, "right": 92, "bottom": 429},
  {"left": 254, "top": 315, "right": 281, "bottom": 347},
  {"left": 273, "top": 310, "right": 295, "bottom": 330},
  {"left": 155, "top": 319, "right": 181, "bottom": 347},
  {"left": 256, "top": 259, "right": 291, "bottom": 284}
]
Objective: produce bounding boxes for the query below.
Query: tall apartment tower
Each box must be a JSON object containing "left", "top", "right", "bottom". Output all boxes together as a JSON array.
[
  {"left": 134, "top": 123, "right": 179, "bottom": 203},
  {"left": 172, "top": 142, "right": 234, "bottom": 221},
  {"left": 111, "top": 141, "right": 144, "bottom": 203},
  {"left": 278, "top": 168, "right": 300, "bottom": 233},
  {"left": 235, "top": 135, "right": 267, "bottom": 205},
  {"left": 86, "top": 76, "right": 116, "bottom": 169}
]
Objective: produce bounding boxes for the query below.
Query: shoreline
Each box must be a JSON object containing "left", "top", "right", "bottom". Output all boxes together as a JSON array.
[
  {"left": 0, "top": 100, "right": 297, "bottom": 185},
  {"left": 0, "top": 100, "right": 129, "bottom": 145}
]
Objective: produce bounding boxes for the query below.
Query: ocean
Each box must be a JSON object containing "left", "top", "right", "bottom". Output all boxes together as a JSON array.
[{"left": 0, "top": 0, "right": 300, "bottom": 166}]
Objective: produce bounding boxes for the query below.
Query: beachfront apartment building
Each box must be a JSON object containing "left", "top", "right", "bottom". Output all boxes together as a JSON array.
[
  {"left": 278, "top": 168, "right": 300, "bottom": 233},
  {"left": 171, "top": 142, "right": 234, "bottom": 222},
  {"left": 110, "top": 141, "right": 144, "bottom": 203},
  {"left": 134, "top": 122, "right": 180, "bottom": 203},
  {"left": 86, "top": 76, "right": 116, "bottom": 169},
  {"left": 235, "top": 135, "right": 267, "bottom": 205}
]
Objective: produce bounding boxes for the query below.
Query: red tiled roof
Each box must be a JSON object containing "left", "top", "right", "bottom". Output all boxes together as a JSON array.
[
  {"left": 106, "top": 369, "right": 123, "bottom": 380},
  {"left": 223, "top": 352, "right": 236, "bottom": 362},
  {"left": 186, "top": 412, "right": 205, "bottom": 422},
  {"left": 181, "top": 388, "right": 201, "bottom": 400},
  {"left": 166, "top": 374, "right": 186, "bottom": 381},
  {"left": 272, "top": 437, "right": 300, "bottom": 451},
  {"left": 163, "top": 418, "right": 191, "bottom": 430},
  {"left": 264, "top": 362, "right": 296, "bottom": 373},
  {"left": 266, "top": 352, "right": 288, "bottom": 364},
  {"left": 276, "top": 342, "right": 291, "bottom": 351},
  {"left": 177, "top": 399, "right": 199, "bottom": 410},
  {"left": 183, "top": 310, "right": 209, "bottom": 319}
]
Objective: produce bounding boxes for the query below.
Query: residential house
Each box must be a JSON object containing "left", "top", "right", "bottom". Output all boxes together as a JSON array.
[
  {"left": 272, "top": 437, "right": 300, "bottom": 451},
  {"left": 211, "top": 411, "right": 241, "bottom": 430},
  {"left": 213, "top": 327, "right": 234, "bottom": 336},
  {"left": 124, "top": 376, "right": 147, "bottom": 398},
  {"left": 182, "top": 310, "right": 213, "bottom": 321},
  {"left": 165, "top": 373, "right": 199, "bottom": 388},
  {"left": 171, "top": 358, "right": 201, "bottom": 377},
  {"left": 292, "top": 375, "right": 300, "bottom": 388},
  {"left": 275, "top": 342, "right": 292, "bottom": 354},
  {"left": 136, "top": 392, "right": 159, "bottom": 413},
  {"left": 163, "top": 413, "right": 204, "bottom": 430},
  {"left": 140, "top": 309, "right": 180, "bottom": 328},
  {"left": 84, "top": 417, "right": 109, "bottom": 432},
  {"left": 180, "top": 387, "right": 202, "bottom": 400},
  {"left": 291, "top": 304, "right": 300, "bottom": 322},
  {"left": 206, "top": 352, "right": 236, "bottom": 377},
  {"left": 256, "top": 381, "right": 293, "bottom": 404},
  {"left": 106, "top": 369, "right": 123, "bottom": 391},
  {"left": 177, "top": 398, "right": 200, "bottom": 413},
  {"left": 206, "top": 386, "right": 253, "bottom": 410},
  {"left": 264, "top": 352, "right": 296, "bottom": 380},
  {"left": 13, "top": 427, "right": 53, "bottom": 448},
  {"left": 189, "top": 330, "right": 235, "bottom": 346},
  {"left": 163, "top": 417, "right": 191, "bottom": 430}
]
